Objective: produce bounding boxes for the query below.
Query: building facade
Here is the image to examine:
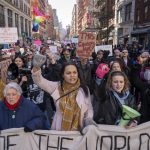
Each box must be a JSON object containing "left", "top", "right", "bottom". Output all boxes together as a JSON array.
[
  {"left": 53, "top": 9, "right": 60, "bottom": 41},
  {"left": 45, "top": 2, "right": 55, "bottom": 40},
  {"left": 76, "top": 0, "right": 96, "bottom": 34},
  {"left": 132, "top": 0, "right": 150, "bottom": 48},
  {"left": 115, "top": 0, "right": 135, "bottom": 45},
  {"left": 0, "top": 0, "right": 32, "bottom": 42},
  {"left": 70, "top": 4, "right": 78, "bottom": 38},
  {"left": 94, "top": 0, "right": 115, "bottom": 45}
]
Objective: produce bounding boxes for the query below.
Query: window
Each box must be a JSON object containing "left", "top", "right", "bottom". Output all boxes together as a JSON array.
[
  {"left": 0, "top": 5, "right": 5, "bottom": 27},
  {"left": 24, "top": 3, "right": 26, "bottom": 13},
  {"left": 27, "top": 7, "right": 30, "bottom": 15},
  {"left": 117, "top": 8, "right": 123, "bottom": 23},
  {"left": 125, "top": 3, "right": 132, "bottom": 21},
  {"left": 14, "top": 0, "right": 19, "bottom": 8},
  {"left": 15, "top": 13, "right": 19, "bottom": 34},
  {"left": 137, "top": 9, "right": 140, "bottom": 22},
  {"left": 6, "top": 0, "right": 12, "bottom": 3},
  {"left": 28, "top": 21, "right": 31, "bottom": 36},
  {"left": 25, "top": 19, "right": 28, "bottom": 35},
  {"left": 20, "top": 0, "right": 23, "bottom": 11},
  {"left": 20, "top": 16, "right": 24, "bottom": 33},
  {"left": 15, "top": 13, "right": 19, "bottom": 27},
  {"left": 144, "top": 6, "right": 148, "bottom": 21},
  {"left": 8, "top": 9, "right": 13, "bottom": 27}
]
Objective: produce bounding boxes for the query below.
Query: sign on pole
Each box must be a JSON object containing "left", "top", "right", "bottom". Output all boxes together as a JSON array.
[
  {"left": 77, "top": 32, "right": 96, "bottom": 58},
  {"left": 0, "top": 28, "right": 18, "bottom": 44}
]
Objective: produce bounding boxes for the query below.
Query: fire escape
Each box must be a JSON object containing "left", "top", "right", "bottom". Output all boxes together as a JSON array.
[{"left": 94, "top": 0, "right": 115, "bottom": 44}]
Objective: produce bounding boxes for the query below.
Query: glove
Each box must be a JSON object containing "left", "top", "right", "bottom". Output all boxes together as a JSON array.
[
  {"left": 24, "top": 127, "right": 33, "bottom": 132},
  {"left": 80, "top": 119, "right": 98, "bottom": 135},
  {"left": 33, "top": 54, "right": 46, "bottom": 68},
  {"left": 84, "top": 118, "right": 98, "bottom": 127}
]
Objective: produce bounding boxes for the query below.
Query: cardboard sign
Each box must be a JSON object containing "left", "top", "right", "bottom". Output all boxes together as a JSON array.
[
  {"left": 0, "top": 58, "right": 12, "bottom": 82},
  {"left": 77, "top": 32, "right": 96, "bottom": 58},
  {"left": 1, "top": 122, "right": 150, "bottom": 150},
  {"left": 0, "top": 28, "right": 18, "bottom": 44}
]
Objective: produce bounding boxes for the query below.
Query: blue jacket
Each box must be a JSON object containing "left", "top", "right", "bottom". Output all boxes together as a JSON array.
[{"left": 0, "top": 97, "right": 49, "bottom": 130}]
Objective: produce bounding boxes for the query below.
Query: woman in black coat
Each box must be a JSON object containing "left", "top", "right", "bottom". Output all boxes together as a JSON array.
[
  {"left": 94, "top": 71, "right": 137, "bottom": 126},
  {"left": 130, "top": 54, "right": 150, "bottom": 123}
]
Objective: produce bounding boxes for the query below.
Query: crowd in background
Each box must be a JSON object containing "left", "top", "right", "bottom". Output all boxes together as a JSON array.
[{"left": 0, "top": 42, "right": 150, "bottom": 133}]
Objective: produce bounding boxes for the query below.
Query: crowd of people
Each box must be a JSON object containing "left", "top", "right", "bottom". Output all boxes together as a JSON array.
[{"left": 0, "top": 42, "right": 150, "bottom": 133}]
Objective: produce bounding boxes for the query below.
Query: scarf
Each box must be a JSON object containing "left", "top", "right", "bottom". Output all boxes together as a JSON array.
[
  {"left": 59, "top": 79, "right": 81, "bottom": 131},
  {"left": 4, "top": 96, "right": 22, "bottom": 110},
  {"left": 112, "top": 90, "right": 129, "bottom": 105}
]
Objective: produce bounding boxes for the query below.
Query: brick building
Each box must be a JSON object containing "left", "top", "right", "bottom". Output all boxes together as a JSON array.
[
  {"left": 132, "top": 0, "right": 150, "bottom": 48},
  {"left": 94, "top": 0, "right": 115, "bottom": 44}
]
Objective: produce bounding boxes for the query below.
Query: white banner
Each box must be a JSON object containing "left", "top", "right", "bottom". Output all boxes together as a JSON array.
[
  {"left": 49, "top": 45, "right": 58, "bottom": 53},
  {"left": 0, "top": 28, "right": 18, "bottom": 44},
  {"left": 0, "top": 122, "right": 150, "bottom": 150},
  {"left": 95, "top": 45, "right": 113, "bottom": 56}
]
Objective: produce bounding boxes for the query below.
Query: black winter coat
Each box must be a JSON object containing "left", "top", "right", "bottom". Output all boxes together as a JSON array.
[
  {"left": 130, "top": 64, "right": 150, "bottom": 123},
  {"left": 94, "top": 91, "right": 136, "bottom": 125}
]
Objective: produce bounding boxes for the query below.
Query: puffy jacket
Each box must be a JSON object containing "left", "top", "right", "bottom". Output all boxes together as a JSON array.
[{"left": 0, "top": 97, "right": 49, "bottom": 130}]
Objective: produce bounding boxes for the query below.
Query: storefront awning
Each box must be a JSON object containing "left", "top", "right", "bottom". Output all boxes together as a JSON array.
[{"left": 131, "top": 28, "right": 150, "bottom": 35}]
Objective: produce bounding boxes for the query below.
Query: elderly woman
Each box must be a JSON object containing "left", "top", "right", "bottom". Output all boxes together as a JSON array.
[
  {"left": 32, "top": 54, "right": 95, "bottom": 131},
  {"left": 0, "top": 82, "right": 49, "bottom": 131}
]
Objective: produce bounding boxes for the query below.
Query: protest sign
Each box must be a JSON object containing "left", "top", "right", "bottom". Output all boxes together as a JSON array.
[
  {"left": 0, "top": 58, "right": 12, "bottom": 82},
  {"left": 1, "top": 122, "right": 150, "bottom": 150},
  {"left": 77, "top": 32, "right": 96, "bottom": 58},
  {"left": 34, "top": 40, "right": 42, "bottom": 46},
  {"left": 0, "top": 28, "right": 18, "bottom": 44},
  {"left": 95, "top": 45, "right": 113, "bottom": 56},
  {"left": 49, "top": 45, "right": 58, "bottom": 53}
]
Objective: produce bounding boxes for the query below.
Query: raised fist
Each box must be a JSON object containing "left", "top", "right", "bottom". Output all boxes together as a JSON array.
[{"left": 33, "top": 54, "right": 46, "bottom": 68}]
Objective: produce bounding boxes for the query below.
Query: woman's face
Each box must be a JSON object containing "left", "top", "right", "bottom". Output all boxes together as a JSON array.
[
  {"left": 27, "top": 54, "right": 33, "bottom": 60},
  {"left": 63, "top": 50, "right": 70, "bottom": 59},
  {"left": 122, "top": 50, "right": 128, "bottom": 57},
  {"left": 63, "top": 65, "right": 78, "bottom": 84},
  {"left": 112, "top": 62, "right": 121, "bottom": 71},
  {"left": 112, "top": 75, "right": 125, "bottom": 93},
  {"left": 81, "top": 58, "right": 88, "bottom": 65},
  {"left": 15, "top": 57, "right": 24, "bottom": 69},
  {"left": 97, "top": 51, "right": 103, "bottom": 59},
  {"left": 6, "top": 88, "right": 20, "bottom": 105}
]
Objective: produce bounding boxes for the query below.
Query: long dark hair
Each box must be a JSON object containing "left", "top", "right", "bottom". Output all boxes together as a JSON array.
[
  {"left": 14, "top": 55, "right": 26, "bottom": 68},
  {"left": 60, "top": 62, "right": 89, "bottom": 97}
]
